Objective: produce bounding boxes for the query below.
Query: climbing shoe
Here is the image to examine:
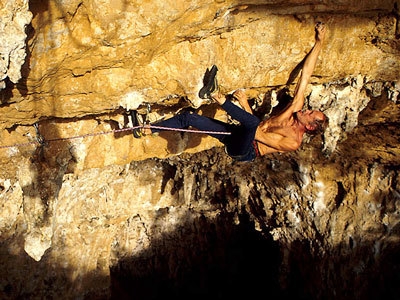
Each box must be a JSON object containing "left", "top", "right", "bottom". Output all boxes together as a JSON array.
[{"left": 198, "top": 65, "right": 218, "bottom": 99}]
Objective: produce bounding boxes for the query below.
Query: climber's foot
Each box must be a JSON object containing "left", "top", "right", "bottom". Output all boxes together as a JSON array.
[{"left": 199, "top": 65, "right": 219, "bottom": 99}]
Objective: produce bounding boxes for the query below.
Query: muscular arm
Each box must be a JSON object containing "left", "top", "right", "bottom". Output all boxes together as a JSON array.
[
  {"left": 258, "top": 23, "right": 326, "bottom": 133},
  {"left": 291, "top": 22, "right": 326, "bottom": 112}
]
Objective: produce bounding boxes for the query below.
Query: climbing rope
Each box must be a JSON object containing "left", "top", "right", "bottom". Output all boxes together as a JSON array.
[
  {"left": 0, "top": 123, "right": 231, "bottom": 150},
  {"left": 147, "top": 125, "right": 231, "bottom": 136}
]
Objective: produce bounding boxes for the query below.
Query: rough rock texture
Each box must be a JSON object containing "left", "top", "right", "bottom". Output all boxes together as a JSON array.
[
  {"left": 0, "top": 0, "right": 32, "bottom": 89},
  {"left": 0, "top": 0, "right": 399, "bottom": 299}
]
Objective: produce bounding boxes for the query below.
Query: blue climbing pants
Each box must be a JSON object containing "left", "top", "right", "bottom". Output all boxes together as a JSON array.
[{"left": 152, "top": 101, "right": 261, "bottom": 161}]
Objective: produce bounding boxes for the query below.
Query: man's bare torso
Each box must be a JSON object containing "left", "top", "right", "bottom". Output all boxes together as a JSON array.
[{"left": 255, "top": 114, "right": 303, "bottom": 155}]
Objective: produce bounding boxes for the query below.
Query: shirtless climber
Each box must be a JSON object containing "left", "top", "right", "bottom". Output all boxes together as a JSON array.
[{"left": 133, "top": 22, "right": 328, "bottom": 162}]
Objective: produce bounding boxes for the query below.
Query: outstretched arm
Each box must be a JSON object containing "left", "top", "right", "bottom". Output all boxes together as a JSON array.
[{"left": 291, "top": 22, "right": 326, "bottom": 112}]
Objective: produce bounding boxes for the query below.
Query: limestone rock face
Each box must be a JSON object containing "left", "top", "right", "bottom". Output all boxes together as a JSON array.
[
  {"left": 0, "top": 0, "right": 32, "bottom": 89},
  {"left": 0, "top": 0, "right": 399, "bottom": 299}
]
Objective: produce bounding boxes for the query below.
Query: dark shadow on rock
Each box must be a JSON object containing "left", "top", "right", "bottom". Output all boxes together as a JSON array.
[
  {"left": 0, "top": 235, "right": 109, "bottom": 299},
  {"left": 19, "top": 120, "right": 77, "bottom": 229},
  {"left": 110, "top": 210, "right": 281, "bottom": 300},
  {"left": 0, "top": 78, "right": 16, "bottom": 105}
]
